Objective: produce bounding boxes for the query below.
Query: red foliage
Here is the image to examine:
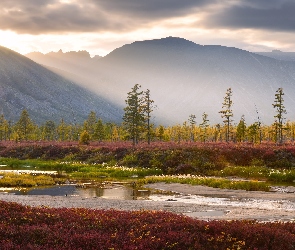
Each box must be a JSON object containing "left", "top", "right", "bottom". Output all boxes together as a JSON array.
[
  {"left": 1, "top": 141, "right": 295, "bottom": 172},
  {"left": 0, "top": 201, "right": 295, "bottom": 249}
]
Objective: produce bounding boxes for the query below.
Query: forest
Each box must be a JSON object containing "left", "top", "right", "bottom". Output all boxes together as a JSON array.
[{"left": 0, "top": 85, "right": 292, "bottom": 145}]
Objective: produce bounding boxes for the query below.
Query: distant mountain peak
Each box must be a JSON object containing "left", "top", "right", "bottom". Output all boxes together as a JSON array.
[
  {"left": 130, "top": 36, "right": 199, "bottom": 48},
  {"left": 272, "top": 49, "right": 283, "bottom": 53},
  {"left": 26, "top": 50, "right": 101, "bottom": 59},
  {"left": 47, "top": 49, "right": 91, "bottom": 59}
]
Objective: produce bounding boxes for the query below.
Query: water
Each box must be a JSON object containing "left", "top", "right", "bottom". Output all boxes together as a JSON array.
[{"left": 1, "top": 185, "right": 150, "bottom": 200}]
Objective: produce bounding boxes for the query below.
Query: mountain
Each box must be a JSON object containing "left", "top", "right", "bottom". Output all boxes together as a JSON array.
[
  {"left": 26, "top": 50, "right": 101, "bottom": 75},
  {"left": 26, "top": 37, "right": 295, "bottom": 125},
  {"left": 256, "top": 50, "right": 295, "bottom": 62},
  {"left": 0, "top": 46, "right": 122, "bottom": 124}
]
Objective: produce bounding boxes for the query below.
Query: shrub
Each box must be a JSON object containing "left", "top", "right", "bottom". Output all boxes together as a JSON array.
[
  {"left": 174, "top": 164, "right": 196, "bottom": 174},
  {"left": 79, "top": 131, "right": 90, "bottom": 145},
  {"left": 0, "top": 201, "right": 295, "bottom": 249}
]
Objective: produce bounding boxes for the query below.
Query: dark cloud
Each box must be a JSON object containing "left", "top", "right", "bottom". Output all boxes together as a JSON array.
[
  {"left": 207, "top": 0, "right": 295, "bottom": 32},
  {"left": 0, "top": 0, "right": 216, "bottom": 34},
  {"left": 0, "top": 0, "right": 118, "bottom": 33},
  {"left": 2, "top": 0, "right": 293, "bottom": 35},
  {"left": 96, "top": 0, "right": 212, "bottom": 18}
]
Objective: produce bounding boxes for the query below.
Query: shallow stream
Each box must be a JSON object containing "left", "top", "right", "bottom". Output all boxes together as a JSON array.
[{"left": 2, "top": 182, "right": 295, "bottom": 219}]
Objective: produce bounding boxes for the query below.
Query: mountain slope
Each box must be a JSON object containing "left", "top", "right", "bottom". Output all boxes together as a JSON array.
[
  {"left": 0, "top": 46, "right": 122, "bottom": 124},
  {"left": 26, "top": 37, "right": 295, "bottom": 125}
]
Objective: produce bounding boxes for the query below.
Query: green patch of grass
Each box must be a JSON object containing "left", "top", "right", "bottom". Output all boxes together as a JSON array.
[
  {"left": 69, "top": 163, "right": 162, "bottom": 179},
  {"left": 214, "top": 166, "right": 295, "bottom": 183},
  {"left": 140, "top": 175, "right": 270, "bottom": 191},
  {"left": 0, "top": 173, "right": 55, "bottom": 187}
]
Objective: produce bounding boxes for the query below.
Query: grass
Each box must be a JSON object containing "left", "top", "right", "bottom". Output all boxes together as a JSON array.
[
  {"left": 215, "top": 166, "right": 295, "bottom": 183},
  {"left": 0, "top": 173, "right": 55, "bottom": 187},
  {"left": 140, "top": 175, "right": 270, "bottom": 191},
  {"left": 1, "top": 158, "right": 294, "bottom": 191}
]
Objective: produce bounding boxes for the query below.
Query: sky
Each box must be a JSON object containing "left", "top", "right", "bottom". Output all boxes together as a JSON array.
[{"left": 0, "top": 0, "right": 295, "bottom": 57}]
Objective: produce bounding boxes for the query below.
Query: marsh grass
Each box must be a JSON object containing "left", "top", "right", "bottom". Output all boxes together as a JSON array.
[
  {"left": 215, "top": 166, "right": 295, "bottom": 183},
  {"left": 140, "top": 175, "right": 270, "bottom": 191},
  {"left": 69, "top": 164, "right": 162, "bottom": 179},
  {"left": 2, "top": 158, "right": 291, "bottom": 190},
  {"left": 0, "top": 173, "right": 55, "bottom": 187}
]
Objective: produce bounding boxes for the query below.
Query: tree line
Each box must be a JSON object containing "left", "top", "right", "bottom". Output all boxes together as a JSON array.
[{"left": 0, "top": 85, "right": 291, "bottom": 144}]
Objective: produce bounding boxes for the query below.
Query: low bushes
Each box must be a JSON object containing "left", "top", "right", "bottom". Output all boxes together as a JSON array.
[
  {"left": 2, "top": 142, "right": 295, "bottom": 183},
  {"left": 0, "top": 201, "right": 294, "bottom": 249},
  {"left": 1, "top": 142, "right": 295, "bottom": 172}
]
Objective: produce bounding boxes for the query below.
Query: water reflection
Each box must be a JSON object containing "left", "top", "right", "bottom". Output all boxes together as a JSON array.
[{"left": 3, "top": 185, "right": 150, "bottom": 200}]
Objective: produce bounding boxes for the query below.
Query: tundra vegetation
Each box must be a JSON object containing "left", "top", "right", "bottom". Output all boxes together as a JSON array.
[
  {"left": 1, "top": 86, "right": 295, "bottom": 248},
  {"left": 1, "top": 200, "right": 295, "bottom": 249},
  {"left": 0, "top": 86, "right": 294, "bottom": 189}
]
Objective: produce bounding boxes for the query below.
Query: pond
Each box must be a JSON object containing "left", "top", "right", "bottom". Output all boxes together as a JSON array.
[{"left": 0, "top": 184, "right": 151, "bottom": 200}]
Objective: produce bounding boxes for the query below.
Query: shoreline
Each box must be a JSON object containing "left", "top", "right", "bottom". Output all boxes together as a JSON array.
[{"left": 1, "top": 183, "right": 295, "bottom": 222}]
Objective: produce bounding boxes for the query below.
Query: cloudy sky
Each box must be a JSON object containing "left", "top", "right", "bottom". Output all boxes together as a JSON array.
[{"left": 0, "top": 0, "right": 294, "bottom": 56}]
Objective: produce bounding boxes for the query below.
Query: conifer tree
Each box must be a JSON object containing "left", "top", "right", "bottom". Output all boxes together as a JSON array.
[
  {"left": 57, "top": 119, "right": 67, "bottom": 141},
  {"left": 248, "top": 122, "right": 260, "bottom": 143},
  {"left": 272, "top": 87, "right": 286, "bottom": 144},
  {"left": 79, "top": 130, "right": 90, "bottom": 145},
  {"left": 175, "top": 124, "right": 182, "bottom": 143},
  {"left": 83, "top": 111, "right": 97, "bottom": 139},
  {"left": 199, "top": 112, "right": 209, "bottom": 143},
  {"left": 43, "top": 120, "right": 56, "bottom": 140},
  {"left": 143, "top": 89, "right": 155, "bottom": 144},
  {"left": 0, "top": 114, "right": 9, "bottom": 141},
  {"left": 123, "top": 84, "right": 145, "bottom": 145},
  {"left": 157, "top": 125, "right": 165, "bottom": 141},
  {"left": 236, "top": 115, "right": 246, "bottom": 142},
  {"left": 112, "top": 126, "right": 119, "bottom": 141},
  {"left": 219, "top": 88, "right": 233, "bottom": 142},
  {"left": 254, "top": 105, "right": 263, "bottom": 143},
  {"left": 15, "top": 109, "right": 35, "bottom": 141},
  {"left": 104, "top": 122, "right": 115, "bottom": 141},
  {"left": 182, "top": 121, "right": 190, "bottom": 142},
  {"left": 213, "top": 124, "right": 221, "bottom": 142},
  {"left": 93, "top": 118, "right": 105, "bottom": 142},
  {"left": 188, "top": 114, "right": 196, "bottom": 142}
]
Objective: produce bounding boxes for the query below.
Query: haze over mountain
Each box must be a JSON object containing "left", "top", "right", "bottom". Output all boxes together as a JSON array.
[
  {"left": 0, "top": 46, "right": 122, "bottom": 124},
  {"left": 26, "top": 37, "right": 295, "bottom": 125},
  {"left": 26, "top": 50, "right": 101, "bottom": 76},
  {"left": 256, "top": 51, "right": 295, "bottom": 62}
]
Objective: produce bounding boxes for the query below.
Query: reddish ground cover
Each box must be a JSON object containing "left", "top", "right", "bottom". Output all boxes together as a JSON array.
[{"left": 0, "top": 200, "right": 295, "bottom": 249}]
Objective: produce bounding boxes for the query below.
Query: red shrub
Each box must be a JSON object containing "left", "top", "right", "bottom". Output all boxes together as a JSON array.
[{"left": 1, "top": 201, "right": 295, "bottom": 249}]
